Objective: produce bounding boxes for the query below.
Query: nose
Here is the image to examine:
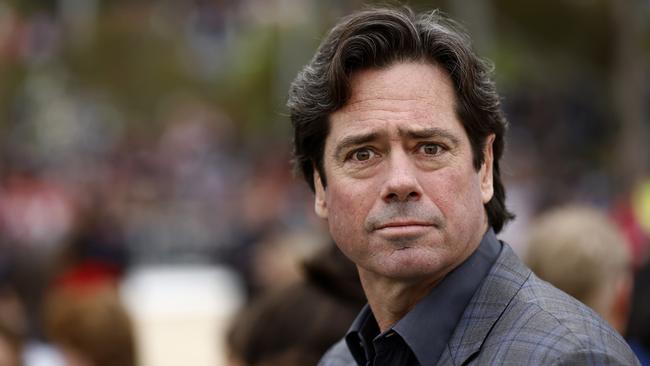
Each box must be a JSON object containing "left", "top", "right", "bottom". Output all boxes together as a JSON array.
[{"left": 381, "top": 151, "right": 422, "bottom": 203}]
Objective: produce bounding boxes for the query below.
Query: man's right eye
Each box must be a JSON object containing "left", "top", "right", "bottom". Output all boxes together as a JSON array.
[{"left": 350, "top": 148, "right": 374, "bottom": 161}]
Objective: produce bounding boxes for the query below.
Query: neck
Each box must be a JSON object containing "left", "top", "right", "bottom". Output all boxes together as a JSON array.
[
  {"left": 360, "top": 223, "right": 489, "bottom": 332},
  {"left": 358, "top": 269, "right": 441, "bottom": 332}
]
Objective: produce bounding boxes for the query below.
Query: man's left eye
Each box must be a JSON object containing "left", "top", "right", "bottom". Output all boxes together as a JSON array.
[{"left": 420, "top": 143, "right": 442, "bottom": 155}]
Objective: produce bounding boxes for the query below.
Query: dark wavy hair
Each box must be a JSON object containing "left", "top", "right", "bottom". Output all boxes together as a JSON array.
[{"left": 287, "top": 6, "right": 514, "bottom": 233}]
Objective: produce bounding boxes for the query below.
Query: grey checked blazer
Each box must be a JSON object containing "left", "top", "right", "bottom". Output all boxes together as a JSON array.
[{"left": 319, "top": 244, "right": 639, "bottom": 365}]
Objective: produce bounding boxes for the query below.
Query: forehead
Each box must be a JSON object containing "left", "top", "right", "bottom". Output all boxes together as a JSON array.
[{"left": 329, "top": 62, "right": 461, "bottom": 136}]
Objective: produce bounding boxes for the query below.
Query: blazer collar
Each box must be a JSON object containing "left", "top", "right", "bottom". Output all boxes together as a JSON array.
[
  {"left": 345, "top": 229, "right": 503, "bottom": 366},
  {"left": 440, "top": 244, "right": 532, "bottom": 365}
]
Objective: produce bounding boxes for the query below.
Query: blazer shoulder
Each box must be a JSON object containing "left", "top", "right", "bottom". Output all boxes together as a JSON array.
[
  {"left": 448, "top": 244, "right": 638, "bottom": 365},
  {"left": 482, "top": 270, "right": 639, "bottom": 365}
]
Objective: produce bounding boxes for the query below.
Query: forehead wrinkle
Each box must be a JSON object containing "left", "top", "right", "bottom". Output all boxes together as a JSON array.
[
  {"left": 341, "top": 95, "right": 454, "bottom": 120},
  {"left": 346, "top": 75, "right": 457, "bottom": 109},
  {"left": 344, "top": 95, "right": 444, "bottom": 109}
]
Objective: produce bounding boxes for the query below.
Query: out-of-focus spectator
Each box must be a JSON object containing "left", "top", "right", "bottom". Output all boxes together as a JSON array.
[
  {"left": 0, "top": 319, "right": 23, "bottom": 366},
  {"left": 627, "top": 259, "right": 650, "bottom": 365},
  {"left": 43, "top": 263, "right": 136, "bottom": 366},
  {"left": 226, "top": 244, "right": 364, "bottom": 366},
  {"left": 0, "top": 258, "right": 66, "bottom": 366},
  {"left": 249, "top": 230, "right": 327, "bottom": 292},
  {"left": 612, "top": 194, "right": 649, "bottom": 270},
  {"left": 525, "top": 205, "right": 633, "bottom": 335},
  {"left": 0, "top": 282, "right": 27, "bottom": 350},
  {"left": 301, "top": 244, "right": 367, "bottom": 308},
  {"left": 0, "top": 170, "right": 76, "bottom": 250}
]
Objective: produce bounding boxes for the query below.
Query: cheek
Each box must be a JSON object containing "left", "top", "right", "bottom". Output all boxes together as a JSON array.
[
  {"left": 326, "top": 181, "right": 377, "bottom": 241},
  {"left": 425, "top": 167, "right": 483, "bottom": 221},
  {"left": 328, "top": 184, "right": 365, "bottom": 224}
]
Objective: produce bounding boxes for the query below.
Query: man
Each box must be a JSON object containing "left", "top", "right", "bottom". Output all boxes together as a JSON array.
[
  {"left": 287, "top": 6, "right": 639, "bottom": 366},
  {"left": 525, "top": 206, "right": 633, "bottom": 337}
]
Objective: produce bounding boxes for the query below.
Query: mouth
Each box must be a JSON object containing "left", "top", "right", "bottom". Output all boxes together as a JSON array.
[
  {"left": 373, "top": 221, "right": 434, "bottom": 238},
  {"left": 375, "top": 221, "right": 433, "bottom": 230}
]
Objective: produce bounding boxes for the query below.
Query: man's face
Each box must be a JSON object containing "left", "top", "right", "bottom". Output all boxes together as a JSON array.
[{"left": 314, "top": 61, "right": 494, "bottom": 282}]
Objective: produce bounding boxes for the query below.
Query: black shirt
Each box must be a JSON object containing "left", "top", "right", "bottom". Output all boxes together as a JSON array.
[{"left": 344, "top": 229, "right": 503, "bottom": 366}]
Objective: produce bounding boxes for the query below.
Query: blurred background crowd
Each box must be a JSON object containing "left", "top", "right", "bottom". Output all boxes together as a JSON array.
[{"left": 0, "top": 0, "right": 649, "bottom": 365}]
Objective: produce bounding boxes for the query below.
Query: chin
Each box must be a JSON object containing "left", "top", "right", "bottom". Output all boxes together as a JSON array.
[{"left": 370, "top": 248, "right": 448, "bottom": 280}]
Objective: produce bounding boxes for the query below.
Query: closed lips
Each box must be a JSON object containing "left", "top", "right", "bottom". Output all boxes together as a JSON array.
[{"left": 376, "top": 222, "right": 432, "bottom": 229}]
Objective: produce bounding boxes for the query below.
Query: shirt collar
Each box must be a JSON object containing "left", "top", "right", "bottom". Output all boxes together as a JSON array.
[
  {"left": 345, "top": 304, "right": 377, "bottom": 365},
  {"left": 345, "top": 228, "right": 502, "bottom": 366}
]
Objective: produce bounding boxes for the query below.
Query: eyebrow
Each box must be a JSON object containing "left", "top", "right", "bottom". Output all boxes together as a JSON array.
[
  {"left": 332, "top": 127, "right": 461, "bottom": 159},
  {"left": 398, "top": 127, "right": 461, "bottom": 145},
  {"left": 333, "top": 132, "right": 380, "bottom": 159}
]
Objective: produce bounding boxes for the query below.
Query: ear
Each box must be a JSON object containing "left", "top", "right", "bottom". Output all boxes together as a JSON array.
[
  {"left": 479, "top": 134, "right": 495, "bottom": 204},
  {"left": 314, "top": 170, "right": 328, "bottom": 219}
]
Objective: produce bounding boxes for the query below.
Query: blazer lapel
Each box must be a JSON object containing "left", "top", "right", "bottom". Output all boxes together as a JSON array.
[{"left": 438, "top": 244, "right": 532, "bottom": 366}]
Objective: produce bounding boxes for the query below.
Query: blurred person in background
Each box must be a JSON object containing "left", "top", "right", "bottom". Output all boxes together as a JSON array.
[
  {"left": 525, "top": 205, "right": 650, "bottom": 363},
  {"left": 43, "top": 263, "right": 135, "bottom": 366},
  {"left": 0, "top": 275, "right": 25, "bottom": 366},
  {"left": 247, "top": 230, "right": 327, "bottom": 293},
  {"left": 525, "top": 205, "right": 633, "bottom": 335},
  {"left": 0, "top": 317, "right": 23, "bottom": 366},
  {"left": 227, "top": 244, "right": 365, "bottom": 366},
  {"left": 0, "top": 240, "right": 64, "bottom": 366},
  {"left": 288, "top": 5, "right": 638, "bottom": 365},
  {"left": 625, "top": 259, "right": 650, "bottom": 365}
]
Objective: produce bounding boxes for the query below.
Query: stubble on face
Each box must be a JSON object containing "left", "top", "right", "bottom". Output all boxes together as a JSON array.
[
  {"left": 363, "top": 201, "right": 446, "bottom": 249},
  {"left": 364, "top": 201, "right": 446, "bottom": 232},
  {"left": 317, "top": 61, "right": 490, "bottom": 283}
]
